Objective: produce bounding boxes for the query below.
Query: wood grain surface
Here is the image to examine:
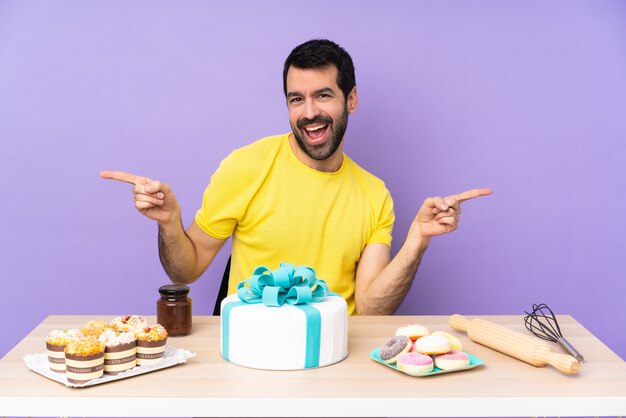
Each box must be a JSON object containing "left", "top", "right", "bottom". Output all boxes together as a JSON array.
[{"left": 1, "top": 314, "right": 624, "bottom": 416}]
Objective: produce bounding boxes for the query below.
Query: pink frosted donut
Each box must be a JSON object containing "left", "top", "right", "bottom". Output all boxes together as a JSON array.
[
  {"left": 413, "top": 335, "right": 451, "bottom": 355},
  {"left": 380, "top": 335, "right": 411, "bottom": 364},
  {"left": 434, "top": 350, "right": 470, "bottom": 370},
  {"left": 397, "top": 352, "right": 434, "bottom": 375}
]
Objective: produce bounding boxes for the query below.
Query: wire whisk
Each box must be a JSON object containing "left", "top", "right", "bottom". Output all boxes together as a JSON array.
[{"left": 524, "top": 303, "right": 584, "bottom": 363}]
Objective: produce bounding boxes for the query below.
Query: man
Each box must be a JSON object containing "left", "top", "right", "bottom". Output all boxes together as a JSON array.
[{"left": 101, "top": 39, "right": 491, "bottom": 315}]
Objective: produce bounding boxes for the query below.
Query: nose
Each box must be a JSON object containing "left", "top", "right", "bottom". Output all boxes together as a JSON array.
[{"left": 302, "top": 98, "right": 320, "bottom": 120}]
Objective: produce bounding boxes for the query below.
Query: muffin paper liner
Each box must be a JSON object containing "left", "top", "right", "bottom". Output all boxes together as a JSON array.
[{"left": 23, "top": 346, "right": 195, "bottom": 388}]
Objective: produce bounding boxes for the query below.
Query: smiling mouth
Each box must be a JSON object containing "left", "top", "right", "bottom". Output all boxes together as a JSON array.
[{"left": 304, "top": 124, "right": 329, "bottom": 144}]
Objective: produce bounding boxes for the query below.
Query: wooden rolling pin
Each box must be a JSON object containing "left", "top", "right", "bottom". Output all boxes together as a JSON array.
[{"left": 449, "top": 314, "right": 579, "bottom": 374}]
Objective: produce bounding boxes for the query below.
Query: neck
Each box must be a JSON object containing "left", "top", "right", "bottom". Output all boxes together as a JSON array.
[{"left": 288, "top": 133, "right": 344, "bottom": 173}]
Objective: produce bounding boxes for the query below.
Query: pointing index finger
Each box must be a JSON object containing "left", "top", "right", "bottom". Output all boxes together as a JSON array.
[
  {"left": 450, "top": 188, "right": 493, "bottom": 203},
  {"left": 99, "top": 170, "right": 143, "bottom": 185}
]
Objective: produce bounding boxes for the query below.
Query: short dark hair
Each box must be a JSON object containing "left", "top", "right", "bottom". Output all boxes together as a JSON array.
[{"left": 283, "top": 39, "right": 356, "bottom": 100}]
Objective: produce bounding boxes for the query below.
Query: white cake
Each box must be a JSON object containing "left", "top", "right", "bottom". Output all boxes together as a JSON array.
[{"left": 220, "top": 293, "right": 348, "bottom": 370}]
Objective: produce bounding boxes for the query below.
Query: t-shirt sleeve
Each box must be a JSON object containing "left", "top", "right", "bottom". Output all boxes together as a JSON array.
[
  {"left": 194, "top": 150, "right": 248, "bottom": 239},
  {"left": 368, "top": 186, "right": 395, "bottom": 247}
]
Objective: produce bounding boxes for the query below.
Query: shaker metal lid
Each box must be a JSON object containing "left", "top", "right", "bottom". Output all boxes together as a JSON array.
[{"left": 159, "top": 284, "right": 190, "bottom": 295}]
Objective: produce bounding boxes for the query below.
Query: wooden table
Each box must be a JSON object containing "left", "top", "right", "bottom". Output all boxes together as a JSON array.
[{"left": 1, "top": 315, "right": 625, "bottom": 417}]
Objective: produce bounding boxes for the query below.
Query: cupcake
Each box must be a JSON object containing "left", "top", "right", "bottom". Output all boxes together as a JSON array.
[
  {"left": 45, "top": 329, "right": 84, "bottom": 373},
  {"left": 134, "top": 324, "right": 168, "bottom": 365},
  {"left": 99, "top": 329, "right": 137, "bottom": 375},
  {"left": 81, "top": 320, "right": 110, "bottom": 338},
  {"left": 64, "top": 338, "right": 105, "bottom": 384},
  {"left": 110, "top": 315, "right": 148, "bottom": 333}
]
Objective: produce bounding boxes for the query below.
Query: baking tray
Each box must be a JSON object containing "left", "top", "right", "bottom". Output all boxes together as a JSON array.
[{"left": 24, "top": 346, "right": 195, "bottom": 388}]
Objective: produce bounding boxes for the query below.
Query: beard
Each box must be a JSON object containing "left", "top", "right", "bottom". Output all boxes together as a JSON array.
[{"left": 290, "top": 106, "right": 349, "bottom": 161}]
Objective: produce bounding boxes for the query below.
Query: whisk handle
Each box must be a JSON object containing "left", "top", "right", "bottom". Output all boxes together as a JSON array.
[{"left": 557, "top": 337, "right": 585, "bottom": 363}]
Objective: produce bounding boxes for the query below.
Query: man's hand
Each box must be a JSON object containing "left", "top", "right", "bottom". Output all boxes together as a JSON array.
[
  {"left": 415, "top": 188, "right": 492, "bottom": 238},
  {"left": 356, "top": 187, "right": 492, "bottom": 315},
  {"left": 100, "top": 171, "right": 179, "bottom": 224}
]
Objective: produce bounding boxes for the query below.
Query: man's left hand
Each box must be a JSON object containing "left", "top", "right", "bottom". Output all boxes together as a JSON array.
[{"left": 415, "top": 188, "right": 492, "bottom": 238}]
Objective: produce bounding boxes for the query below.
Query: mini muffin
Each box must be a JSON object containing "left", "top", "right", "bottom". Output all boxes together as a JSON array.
[
  {"left": 81, "top": 320, "right": 110, "bottom": 338},
  {"left": 99, "top": 329, "right": 137, "bottom": 375},
  {"left": 64, "top": 338, "right": 105, "bottom": 384},
  {"left": 45, "top": 329, "right": 84, "bottom": 373},
  {"left": 134, "top": 324, "right": 168, "bottom": 365},
  {"left": 110, "top": 315, "right": 148, "bottom": 333}
]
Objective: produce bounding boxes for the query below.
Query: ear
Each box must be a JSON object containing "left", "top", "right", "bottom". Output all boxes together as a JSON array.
[{"left": 347, "top": 87, "right": 358, "bottom": 113}]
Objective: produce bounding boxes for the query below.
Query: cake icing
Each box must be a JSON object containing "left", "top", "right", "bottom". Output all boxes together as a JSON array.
[
  {"left": 220, "top": 262, "right": 348, "bottom": 370},
  {"left": 221, "top": 293, "right": 348, "bottom": 370}
]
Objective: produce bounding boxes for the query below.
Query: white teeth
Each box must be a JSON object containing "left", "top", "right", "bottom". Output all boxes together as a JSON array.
[{"left": 305, "top": 125, "right": 326, "bottom": 132}]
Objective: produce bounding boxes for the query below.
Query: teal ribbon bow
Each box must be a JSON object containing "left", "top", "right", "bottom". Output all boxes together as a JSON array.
[{"left": 236, "top": 262, "right": 330, "bottom": 307}]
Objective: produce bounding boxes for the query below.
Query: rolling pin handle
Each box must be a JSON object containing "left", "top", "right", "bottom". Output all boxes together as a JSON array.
[
  {"left": 541, "top": 349, "right": 579, "bottom": 374},
  {"left": 448, "top": 314, "right": 471, "bottom": 331}
]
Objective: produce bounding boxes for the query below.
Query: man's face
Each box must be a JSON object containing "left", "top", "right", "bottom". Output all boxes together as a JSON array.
[{"left": 286, "top": 65, "right": 357, "bottom": 161}]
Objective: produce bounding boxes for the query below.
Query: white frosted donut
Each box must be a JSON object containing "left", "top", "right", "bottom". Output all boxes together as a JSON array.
[
  {"left": 395, "top": 324, "right": 430, "bottom": 341},
  {"left": 434, "top": 350, "right": 470, "bottom": 370},
  {"left": 397, "top": 352, "right": 433, "bottom": 375},
  {"left": 413, "top": 335, "right": 451, "bottom": 355},
  {"left": 431, "top": 331, "right": 463, "bottom": 351}
]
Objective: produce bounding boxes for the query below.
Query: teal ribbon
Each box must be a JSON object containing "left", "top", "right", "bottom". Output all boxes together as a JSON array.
[
  {"left": 297, "top": 304, "right": 322, "bottom": 367},
  {"left": 221, "top": 300, "right": 247, "bottom": 362},
  {"left": 222, "top": 262, "right": 337, "bottom": 368},
  {"left": 236, "top": 262, "right": 331, "bottom": 306}
]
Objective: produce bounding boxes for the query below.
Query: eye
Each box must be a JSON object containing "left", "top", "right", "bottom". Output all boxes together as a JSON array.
[{"left": 289, "top": 97, "right": 302, "bottom": 104}]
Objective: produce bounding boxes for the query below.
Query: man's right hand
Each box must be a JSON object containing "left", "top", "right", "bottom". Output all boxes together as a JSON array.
[{"left": 100, "top": 171, "right": 179, "bottom": 224}]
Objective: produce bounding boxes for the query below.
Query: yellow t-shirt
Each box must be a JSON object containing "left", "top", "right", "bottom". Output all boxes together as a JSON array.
[{"left": 195, "top": 133, "right": 394, "bottom": 314}]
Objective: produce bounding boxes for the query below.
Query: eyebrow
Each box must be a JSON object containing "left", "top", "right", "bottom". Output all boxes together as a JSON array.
[{"left": 287, "top": 87, "right": 336, "bottom": 98}]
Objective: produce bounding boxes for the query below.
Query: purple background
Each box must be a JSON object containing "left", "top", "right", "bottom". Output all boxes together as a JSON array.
[{"left": 1, "top": 1, "right": 625, "bottom": 361}]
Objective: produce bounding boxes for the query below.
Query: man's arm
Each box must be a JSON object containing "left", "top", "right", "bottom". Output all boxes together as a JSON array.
[
  {"left": 100, "top": 170, "right": 225, "bottom": 284},
  {"left": 354, "top": 188, "right": 491, "bottom": 315},
  {"left": 158, "top": 218, "right": 226, "bottom": 284},
  {"left": 354, "top": 226, "right": 429, "bottom": 315}
]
